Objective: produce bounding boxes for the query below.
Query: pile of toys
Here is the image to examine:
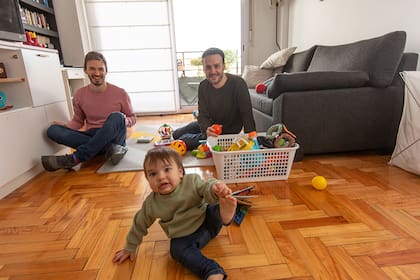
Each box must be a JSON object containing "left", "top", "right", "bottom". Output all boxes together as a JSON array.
[
  {"left": 214, "top": 123, "right": 297, "bottom": 153},
  {"left": 150, "top": 123, "right": 213, "bottom": 159},
  {"left": 146, "top": 122, "right": 296, "bottom": 159}
]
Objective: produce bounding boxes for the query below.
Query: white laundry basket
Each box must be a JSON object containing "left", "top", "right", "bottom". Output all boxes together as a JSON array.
[{"left": 207, "top": 134, "right": 299, "bottom": 183}]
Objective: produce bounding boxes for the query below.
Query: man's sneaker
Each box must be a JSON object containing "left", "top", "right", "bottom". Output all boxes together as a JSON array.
[
  {"left": 41, "top": 154, "right": 77, "bottom": 172},
  {"left": 106, "top": 144, "right": 128, "bottom": 165}
]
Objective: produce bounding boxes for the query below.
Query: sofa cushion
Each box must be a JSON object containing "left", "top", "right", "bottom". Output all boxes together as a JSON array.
[
  {"left": 260, "top": 46, "right": 297, "bottom": 69},
  {"left": 242, "top": 65, "right": 273, "bottom": 88},
  {"left": 249, "top": 89, "right": 273, "bottom": 115},
  {"left": 267, "top": 71, "right": 369, "bottom": 99},
  {"left": 307, "top": 31, "right": 406, "bottom": 88},
  {"left": 283, "top": 45, "right": 317, "bottom": 73}
]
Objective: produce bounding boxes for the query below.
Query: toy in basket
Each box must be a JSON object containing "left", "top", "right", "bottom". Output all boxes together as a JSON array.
[
  {"left": 224, "top": 132, "right": 266, "bottom": 170},
  {"left": 208, "top": 130, "right": 299, "bottom": 183},
  {"left": 261, "top": 123, "right": 296, "bottom": 148}
]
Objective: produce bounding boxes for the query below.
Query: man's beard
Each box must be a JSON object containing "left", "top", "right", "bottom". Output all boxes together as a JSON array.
[{"left": 89, "top": 76, "right": 104, "bottom": 86}]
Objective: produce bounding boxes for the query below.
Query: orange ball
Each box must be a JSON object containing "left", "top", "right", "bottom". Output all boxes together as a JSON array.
[{"left": 211, "top": 124, "right": 222, "bottom": 135}]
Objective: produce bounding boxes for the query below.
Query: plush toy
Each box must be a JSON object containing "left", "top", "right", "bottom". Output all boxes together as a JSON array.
[
  {"left": 255, "top": 77, "right": 275, "bottom": 94},
  {"left": 264, "top": 123, "right": 297, "bottom": 148},
  {"left": 274, "top": 133, "right": 296, "bottom": 148},
  {"left": 255, "top": 83, "right": 267, "bottom": 94}
]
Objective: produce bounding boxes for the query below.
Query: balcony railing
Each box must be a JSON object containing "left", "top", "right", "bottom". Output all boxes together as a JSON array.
[{"left": 176, "top": 50, "right": 241, "bottom": 78}]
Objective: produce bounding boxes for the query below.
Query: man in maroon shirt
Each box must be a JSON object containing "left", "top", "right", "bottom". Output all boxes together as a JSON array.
[{"left": 41, "top": 51, "right": 136, "bottom": 171}]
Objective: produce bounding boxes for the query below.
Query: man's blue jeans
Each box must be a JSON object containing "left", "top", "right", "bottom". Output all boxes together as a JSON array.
[
  {"left": 46, "top": 112, "right": 127, "bottom": 162},
  {"left": 169, "top": 204, "right": 226, "bottom": 279},
  {"left": 173, "top": 121, "right": 206, "bottom": 150}
]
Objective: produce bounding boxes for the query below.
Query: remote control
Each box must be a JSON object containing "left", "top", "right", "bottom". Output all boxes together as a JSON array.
[{"left": 137, "top": 136, "right": 154, "bottom": 143}]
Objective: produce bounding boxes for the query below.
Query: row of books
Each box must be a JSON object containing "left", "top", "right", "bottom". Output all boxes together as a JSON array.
[{"left": 20, "top": 7, "right": 50, "bottom": 30}]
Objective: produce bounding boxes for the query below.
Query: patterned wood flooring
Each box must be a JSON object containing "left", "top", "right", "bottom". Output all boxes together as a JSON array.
[{"left": 1, "top": 114, "right": 420, "bottom": 280}]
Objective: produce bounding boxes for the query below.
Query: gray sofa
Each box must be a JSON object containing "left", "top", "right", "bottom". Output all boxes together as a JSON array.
[{"left": 250, "top": 31, "right": 418, "bottom": 160}]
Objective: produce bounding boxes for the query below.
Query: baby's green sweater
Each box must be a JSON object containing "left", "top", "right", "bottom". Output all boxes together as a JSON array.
[{"left": 125, "top": 174, "right": 219, "bottom": 252}]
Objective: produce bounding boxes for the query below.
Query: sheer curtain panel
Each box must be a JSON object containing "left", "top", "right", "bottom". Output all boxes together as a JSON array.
[{"left": 84, "top": 0, "right": 178, "bottom": 113}]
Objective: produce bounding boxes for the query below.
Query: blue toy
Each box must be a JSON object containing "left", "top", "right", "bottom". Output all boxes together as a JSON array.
[{"left": 0, "top": 91, "right": 6, "bottom": 109}]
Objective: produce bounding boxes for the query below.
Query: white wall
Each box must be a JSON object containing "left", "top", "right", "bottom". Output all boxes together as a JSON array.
[
  {"left": 288, "top": 0, "right": 420, "bottom": 59},
  {"left": 53, "top": 0, "right": 91, "bottom": 67},
  {"left": 243, "top": 0, "right": 288, "bottom": 66}
]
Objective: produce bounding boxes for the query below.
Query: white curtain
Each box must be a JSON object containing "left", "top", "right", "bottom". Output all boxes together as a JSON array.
[{"left": 83, "top": 0, "right": 179, "bottom": 113}]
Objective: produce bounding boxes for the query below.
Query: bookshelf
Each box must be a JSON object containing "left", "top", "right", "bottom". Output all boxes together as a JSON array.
[{"left": 18, "top": 0, "right": 62, "bottom": 62}]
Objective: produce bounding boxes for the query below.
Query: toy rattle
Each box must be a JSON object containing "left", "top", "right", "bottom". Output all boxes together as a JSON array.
[
  {"left": 158, "top": 124, "right": 173, "bottom": 140},
  {"left": 170, "top": 140, "right": 187, "bottom": 156}
]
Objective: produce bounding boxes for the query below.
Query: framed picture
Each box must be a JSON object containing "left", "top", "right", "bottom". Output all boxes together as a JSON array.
[{"left": 0, "top": 63, "right": 7, "bottom": 78}]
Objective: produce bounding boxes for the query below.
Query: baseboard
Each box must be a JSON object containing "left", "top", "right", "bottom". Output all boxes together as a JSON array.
[
  {"left": 0, "top": 164, "right": 44, "bottom": 199},
  {"left": 0, "top": 147, "right": 70, "bottom": 200}
]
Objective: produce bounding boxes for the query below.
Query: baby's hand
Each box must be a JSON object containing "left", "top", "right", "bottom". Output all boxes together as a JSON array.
[
  {"left": 112, "top": 248, "right": 136, "bottom": 264},
  {"left": 213, "top": 181, "right": 232, "bottom": 198}
]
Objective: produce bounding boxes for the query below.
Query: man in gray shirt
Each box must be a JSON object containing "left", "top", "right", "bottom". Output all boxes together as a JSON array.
[{"left": 173, "top": 47, "right": 256, "bottom": 150}]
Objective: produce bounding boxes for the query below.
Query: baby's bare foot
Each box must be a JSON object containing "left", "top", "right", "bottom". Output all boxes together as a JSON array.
[{"left": 219, "top": 195, "right": 237, "bottom": 225}]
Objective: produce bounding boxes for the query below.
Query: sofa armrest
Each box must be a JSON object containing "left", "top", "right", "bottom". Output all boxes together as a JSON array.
[{"left": 267, "top": 71, "right": 369, "bottom": 99}]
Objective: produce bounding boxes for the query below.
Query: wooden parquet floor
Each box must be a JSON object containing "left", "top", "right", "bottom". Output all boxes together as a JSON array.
[{"left": 1, "top": 114, "right": 420, "bottom": 280}]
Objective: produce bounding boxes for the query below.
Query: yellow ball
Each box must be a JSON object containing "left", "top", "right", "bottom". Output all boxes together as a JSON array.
[{"left": 312, "top": 176, "right": 328, "bottom": 190}]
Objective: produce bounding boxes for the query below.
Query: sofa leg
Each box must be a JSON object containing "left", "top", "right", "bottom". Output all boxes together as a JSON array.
[{"left": 377, "top": 148, "right": 393, "bottom": 155}]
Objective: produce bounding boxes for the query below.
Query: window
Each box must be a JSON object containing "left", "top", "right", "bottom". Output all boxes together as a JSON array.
[{"left": 84, "top": 0, "right": 178, "bottom": 113}]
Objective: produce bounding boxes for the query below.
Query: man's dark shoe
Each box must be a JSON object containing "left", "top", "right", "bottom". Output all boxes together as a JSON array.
[
  {"left": 41, "top": 154, "right": 77, "bottom": 172},
  {"left": 106, "top": 144, "right": 128, "bottom": 165}
]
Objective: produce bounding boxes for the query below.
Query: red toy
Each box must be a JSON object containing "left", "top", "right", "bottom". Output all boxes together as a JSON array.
[
  {"left": 255, "top": 83, "right": 267, "bottom": 94},
  {"left": 211, "top": 124, "right": 222, "bottom": 135}
]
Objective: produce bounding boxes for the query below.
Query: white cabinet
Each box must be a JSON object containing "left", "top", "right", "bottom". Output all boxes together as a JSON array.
[
  {"left": 0, "top": 48, "right": 32, "bottom": 110},
  {"left": 0, "top": 107, "right": 50, "bottom": 190},
  {"left": 21, "top": 48, "right": 67, "bottom": 106},
  {"left": 0, "top": 40, "right": 70, "bottom": 199}
]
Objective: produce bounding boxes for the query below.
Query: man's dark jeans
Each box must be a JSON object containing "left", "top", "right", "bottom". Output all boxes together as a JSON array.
[
  {"left": 46, "top": 112, "right": 126, "bottom": 162},
  {"left": 173, "top": 121, "right": 206, "bottom": 150}
]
